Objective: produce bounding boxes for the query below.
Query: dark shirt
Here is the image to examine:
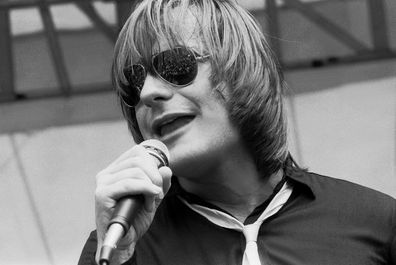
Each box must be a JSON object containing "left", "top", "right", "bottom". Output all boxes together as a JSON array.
[{"left": 78, "top": 168, "right": 396, "bottom": 265}]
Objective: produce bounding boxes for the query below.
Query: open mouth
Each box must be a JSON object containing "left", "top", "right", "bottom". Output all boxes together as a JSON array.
[{"left": 158, "top": 115, "right": 195, "bottom": 137}]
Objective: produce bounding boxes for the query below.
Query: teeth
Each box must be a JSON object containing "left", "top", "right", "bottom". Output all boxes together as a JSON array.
[
  {"left": 161, "top": 117, "right": 177, "bottom": 126},
  {"left": 156, "top": 117, "right": 176, "bottom": 135},
  {"left": 159, "top": 116, "right": 194, "bottom": 136}
]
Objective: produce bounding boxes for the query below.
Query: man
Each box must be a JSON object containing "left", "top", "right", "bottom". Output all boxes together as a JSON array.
[{"left": 78, "top": 0, "right": 396, "bottom": 264}]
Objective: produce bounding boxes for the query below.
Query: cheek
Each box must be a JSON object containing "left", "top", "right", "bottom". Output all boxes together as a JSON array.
[{"left": 135, "top": 107, "right": 149, "bottom": 137}]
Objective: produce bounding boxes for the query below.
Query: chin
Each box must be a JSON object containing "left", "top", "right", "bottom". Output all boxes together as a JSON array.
[
  {"left": 168, "top": 149, "right": 195, "bottom": 178},
  {"left": 168, "top": 143, "right": 217, "bottom": 180}
]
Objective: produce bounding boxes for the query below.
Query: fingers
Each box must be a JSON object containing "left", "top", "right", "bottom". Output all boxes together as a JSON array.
[
  {"left": 95, "top": 144, "right": 173, "bottom": 211},
  {"left": 140, "top": 166, "right": 173, "bottom": 212},
  {"left": 159, "top": 166, "right": 173, "bottom": 194},
  {"left": 96, "top": 177, "right": 162, "bottom": 202},
  {"left": 98, "top": 145, "right": 164, "bottom": 187},
  {"left": 98, "top": 167, "right": 157, "bottom": 187},
  {"left": 108, "top": 144, "right": 149, "bottom": 168}
]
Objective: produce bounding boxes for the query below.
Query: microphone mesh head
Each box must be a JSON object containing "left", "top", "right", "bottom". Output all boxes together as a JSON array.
[{"left": 140, "top": 139, "right": 170, "bottom": 166}]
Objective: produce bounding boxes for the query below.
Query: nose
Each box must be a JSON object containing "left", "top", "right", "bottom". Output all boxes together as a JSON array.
[{"left": 139, "top": 73, "right": 174, "bottom": 107}]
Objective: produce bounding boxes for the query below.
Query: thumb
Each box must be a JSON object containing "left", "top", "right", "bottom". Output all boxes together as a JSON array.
[{"left": 159, "top": 166, "right": 173, "bottom": 194}]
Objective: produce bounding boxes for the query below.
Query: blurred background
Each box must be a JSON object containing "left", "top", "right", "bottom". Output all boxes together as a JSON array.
[{"left": 0, "top": 0, "right": 395, "bottom": 264}]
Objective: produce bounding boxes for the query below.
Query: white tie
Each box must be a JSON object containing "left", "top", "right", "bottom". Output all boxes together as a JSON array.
[
  {"left": 243, "top": 224, "right": 261, "bottom": 265},
  {"left": 179, "top": 181, "right": 293, "bottom": 265}
]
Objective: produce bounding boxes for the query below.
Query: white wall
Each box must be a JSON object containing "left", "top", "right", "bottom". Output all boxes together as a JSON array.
[
  {"left": 1, "top": 59, "right": 395, "bottom": 265},
  {"left": 286, "top": 60, "right": 396, "bottom": 195}
]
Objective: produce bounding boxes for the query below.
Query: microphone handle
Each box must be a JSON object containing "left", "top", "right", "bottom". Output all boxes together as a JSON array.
[
  {"left": 99, "top": 196, "right": 145, "bottom": 265},
  {"left": 110, "top": 195, "right": 144, "bottom": 234}
]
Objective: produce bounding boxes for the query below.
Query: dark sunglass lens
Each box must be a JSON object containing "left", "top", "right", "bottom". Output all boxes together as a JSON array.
[
  {"left": 121, "top": 64, "right": 146, "bottom": 106},
  {"left": 153, "top": 47, "right": 197, "bottom": 86}
]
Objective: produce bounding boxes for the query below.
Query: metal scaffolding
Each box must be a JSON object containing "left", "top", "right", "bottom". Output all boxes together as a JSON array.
[{"left": 0, "top": 0, "right": 395, "bottom": 103}]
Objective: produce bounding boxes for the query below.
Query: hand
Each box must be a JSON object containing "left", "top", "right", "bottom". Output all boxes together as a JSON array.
[{"left": 94, "top": 144, "right": 172, "bottom": 264}]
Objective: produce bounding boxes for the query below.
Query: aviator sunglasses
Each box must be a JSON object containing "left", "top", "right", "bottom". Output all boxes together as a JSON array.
[{"left": 120, "top": 46, "right": 210, "bottom": 107}]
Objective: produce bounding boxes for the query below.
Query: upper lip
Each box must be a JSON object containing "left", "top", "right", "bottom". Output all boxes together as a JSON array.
[{"left": 152, "top": 112, "right": 195, "bottom": 136}]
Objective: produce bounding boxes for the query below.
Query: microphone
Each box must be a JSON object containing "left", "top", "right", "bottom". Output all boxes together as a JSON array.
[{"left": 99, "top": 139, "right": 170, "bottom": 265}]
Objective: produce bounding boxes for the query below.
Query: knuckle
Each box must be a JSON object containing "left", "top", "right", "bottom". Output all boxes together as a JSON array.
[
  {"left": 126, "top": 167, "right": 146, "bottom": 179},
  {"left": 129, "top": 155, "right": 143, "bottom": 163},
  {"left": 95, "top": 170, "right": 106, "bottom": 184},
  {"left": 126, "top": 157, "right": 144, "bottom": 169},
  {"left": 124, "top": 177, "right": 151, "bottom": 192},
  {"left": 153, "top": 175, "right": 163, "bottom": 187},
  {"left": 95, "top": 172, "right": 109, "bottom": 186},
  {"left": 94, "top": 186, "right": 106, "bottom": 200},
  {"left": 119, "top": 178, "right": 140, "bottom": 194},
  {"left": 134, "top": 144, "right": 146, "bottom": 152}
]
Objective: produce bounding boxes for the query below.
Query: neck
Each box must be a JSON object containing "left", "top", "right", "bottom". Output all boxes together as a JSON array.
[{"left": 178, "top": 154, "right": 284, "bottom": 222}]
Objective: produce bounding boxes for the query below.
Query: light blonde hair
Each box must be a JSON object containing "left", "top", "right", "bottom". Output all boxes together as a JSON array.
[{"left": 113, "top": 0, "right": 288, "bottom": 175}]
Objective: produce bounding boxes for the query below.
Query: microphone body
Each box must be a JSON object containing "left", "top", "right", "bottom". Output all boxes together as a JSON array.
[{"left": 99, "top": 140, "right": 169, "bottom": 265}]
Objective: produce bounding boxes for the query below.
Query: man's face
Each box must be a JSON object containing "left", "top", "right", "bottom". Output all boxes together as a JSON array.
[{"left": 134, "top": 48, "right": 242, "bottom": 179}]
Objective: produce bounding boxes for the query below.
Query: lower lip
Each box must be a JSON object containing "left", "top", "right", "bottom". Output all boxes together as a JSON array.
[{"left": 160, "top": 116, "right": 195, "bottom": 139}]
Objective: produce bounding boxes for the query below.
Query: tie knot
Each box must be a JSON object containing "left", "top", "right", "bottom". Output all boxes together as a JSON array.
[{"left": 243, "top": 224, "right": 260, "bottom": 243}]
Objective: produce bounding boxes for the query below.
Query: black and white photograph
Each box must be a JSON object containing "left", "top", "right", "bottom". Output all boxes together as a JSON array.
[{"left": 0, "top": 0, "right": 395, "bottom": 264}]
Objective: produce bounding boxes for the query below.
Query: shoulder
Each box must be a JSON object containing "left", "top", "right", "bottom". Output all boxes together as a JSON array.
[
  {"left": 305, "top": 171, "right": 395, "bottom": 203},
  {"left": 297, "top": 170, "right": 396, "bottom": 222}
]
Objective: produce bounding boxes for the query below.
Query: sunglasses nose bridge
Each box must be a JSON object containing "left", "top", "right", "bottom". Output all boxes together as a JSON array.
[{"left": 139, "top": 73, "right": 175, "bottom": 106}]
